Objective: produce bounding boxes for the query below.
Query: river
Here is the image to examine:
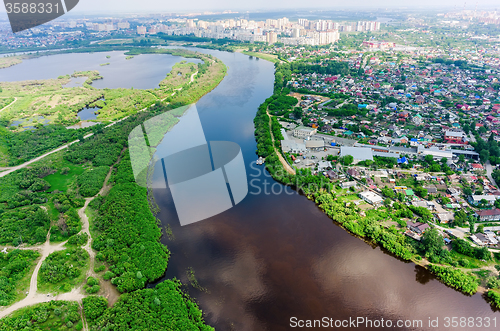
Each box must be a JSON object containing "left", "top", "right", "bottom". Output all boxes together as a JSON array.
[{"left": 1, "top": 48, "right": 499, "bottom": 330}]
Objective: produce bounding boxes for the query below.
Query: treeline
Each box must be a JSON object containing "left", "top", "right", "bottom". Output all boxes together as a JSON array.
[
  {"left": 427, "top": 265, "right": 478, "bottom": 295},
  {"left": 90, "top": 152, "right": 169, "bottom": 293},
  {"left": 0, "top": 249, "right": 40, "bottom": 306},
  {"left": 315, "top": 192, "right": 414, "bottom": 260},
  {"left": 83, "top": 280, "right": 214, "bottom": 331},
  {"left": 0, "top": 125, "right": 92, "bottom": 166}
]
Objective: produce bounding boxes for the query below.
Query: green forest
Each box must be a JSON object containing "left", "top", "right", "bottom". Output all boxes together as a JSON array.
[
  {"left": 84, "top": 280, "right": 214, "bottom": 331},
  {"left": 0, "top": 301, "right": 82, "bottom": 330},
  {"left": 0, "top": 49, "right": 224, "bottom": 329}
]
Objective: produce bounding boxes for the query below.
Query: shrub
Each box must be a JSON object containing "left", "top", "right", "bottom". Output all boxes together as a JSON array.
[{"left": 83, "top": 296, "right": 108, "bottom": 320}]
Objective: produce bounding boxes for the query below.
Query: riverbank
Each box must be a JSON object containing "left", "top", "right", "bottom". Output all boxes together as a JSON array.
[
  {"left": 254, "top": 60, "right": 500, "bottom": 310},
  {"left": 0, "top": 49, "right": 227, "bottom": 329}
]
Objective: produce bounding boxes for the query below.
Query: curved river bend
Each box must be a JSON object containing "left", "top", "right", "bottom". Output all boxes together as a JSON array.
[
  {"left": 1, "top": 49, "right": 499, "bottom": 331},
  {"left": 152, "top": 48, "right": 500, "bottom": 331}
]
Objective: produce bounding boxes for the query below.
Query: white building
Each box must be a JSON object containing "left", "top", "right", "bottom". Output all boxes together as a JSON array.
[
  {"left": 293, "top": 126, "right": 317, "bottom": 138},
  {"left": 359, "top": 191, "right": 384, "bottom": 205}
]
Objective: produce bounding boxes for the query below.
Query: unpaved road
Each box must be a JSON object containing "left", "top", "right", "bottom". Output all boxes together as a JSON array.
[
  {"left": 0, "top": 154, "right": 123, "bottom": 326},
  {"left": 0, "top": 97, "right": 17, "bottom": 113}
]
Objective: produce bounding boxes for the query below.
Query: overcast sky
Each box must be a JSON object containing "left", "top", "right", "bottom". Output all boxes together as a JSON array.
[{"left": 1, "top": 0, "right": 499, "bottom": 15}]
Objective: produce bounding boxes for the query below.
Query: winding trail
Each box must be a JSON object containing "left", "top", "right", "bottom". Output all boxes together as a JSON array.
[
  {"left": 0, "top": 97, "right": 17, "bottom": 113},
  {"left": 0, "top": 153, "right": 123, "bottom": 330},
  {"left": 266, "top": 110, "right": 295, "bottom": 175}
]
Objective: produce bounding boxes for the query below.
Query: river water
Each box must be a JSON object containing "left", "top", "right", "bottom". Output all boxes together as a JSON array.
[{"left": 1, "top": 49, "right": 499, "bottom": 330}]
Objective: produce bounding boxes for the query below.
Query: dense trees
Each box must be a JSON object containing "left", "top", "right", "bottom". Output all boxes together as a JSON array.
[
  {"left": 289, "top": 61, "right": 350, "bottom": 76},
  {"left": 0, "top": 206, "right": 49, "bottom": 245},
  {"left": 76, "top": 166, "right": 109, "bottom": 197},
  {"left": 0, "top": 125, "right": 91, "bottom": 166},
  {"left": 86, "top": 280, "right": 214, "bottom": 331},
  {"left": 38, "top": 248, "right": 89, "bottom": 292},
  {"left": 0, "top": 249, "right": 40, "bottom": 306},
  {"left": 427, "top": 265, "right": 478, "bottom": 295},
  {"left": 0, "top": 301, "right": 81, "bottom": 330},
  {"left": 90, "top": 152, "right": 169, "bottom": 293},
  {"left": 83, "top": 296, "right": 108, "bottom": 320},
  {"left": 487, "top": 290, "right": 500, "bottom": 309},
  {"left": 267, "top": 95, "right": 298, "bottom": 116},
  {"left": 452, "top": 238, "right": 492, "bottom": 261}
]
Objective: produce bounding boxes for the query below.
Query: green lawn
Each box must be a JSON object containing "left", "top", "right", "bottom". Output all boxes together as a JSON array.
[{"left": 44, "top": 160, "right": 85, "bottom": 192}]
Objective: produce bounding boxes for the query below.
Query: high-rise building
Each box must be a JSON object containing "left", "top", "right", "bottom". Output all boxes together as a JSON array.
[
  {"left": 137, "top": 26, "right": 147, "bottom": 35},
  {"left": 266, "top": 32, "right": 278, "bottom": 44}
]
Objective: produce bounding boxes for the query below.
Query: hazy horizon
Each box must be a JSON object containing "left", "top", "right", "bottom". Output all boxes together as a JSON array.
[{"left": 0, "top": 0, "right": 499, "bottom": 15}]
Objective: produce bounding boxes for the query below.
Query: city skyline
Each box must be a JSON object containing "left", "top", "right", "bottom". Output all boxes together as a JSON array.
[{"left": 1, "top": 0, "right": 500, "bottom": 15}]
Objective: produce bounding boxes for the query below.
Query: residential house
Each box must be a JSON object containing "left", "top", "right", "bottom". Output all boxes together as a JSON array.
[
  {"left": 407, "top": 221, "right": 430, "bottom": 235},
  {"left": 475, "top": 209, "right": 500, "bottom": 222}
]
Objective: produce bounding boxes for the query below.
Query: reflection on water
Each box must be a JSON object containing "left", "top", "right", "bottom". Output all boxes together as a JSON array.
[
  {"left": 3, "top": 48, "right": 499, "bottom": 331},
  {"left": 0, "top": 51, "right": 202, "bottom": 90},
  {"left": 77, "top": 105, "right": 100, "bottom": 121},
  {"left": 151, "top": 48, "right": 500, "bottom": 331},
  {"left": 10, "top": 115, "right": 49, "bottom": 129}
]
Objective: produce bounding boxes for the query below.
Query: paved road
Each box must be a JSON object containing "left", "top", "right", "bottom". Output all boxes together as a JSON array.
[
  {"left": 486, "top": 160, "right": 498, "bottom": 188},
  {"left": 434, "top": 224, "right": 468, "bottom": 240}
]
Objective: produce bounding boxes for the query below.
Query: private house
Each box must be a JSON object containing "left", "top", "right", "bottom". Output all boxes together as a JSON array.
[
  {"left": 468, "top": 195, "right": 500, "bottom": 206},
  {"left": 475, "top": 209, "right": 500, "bottom": 222},
  {"left": 444, "top": 130, "right": 468, "bottom": 144},
  {"left": 341, "top": 181, "right": 357, "bottom": 189},
  {"left": 407, "top": 221, "right": 430, "bottom": 235}
]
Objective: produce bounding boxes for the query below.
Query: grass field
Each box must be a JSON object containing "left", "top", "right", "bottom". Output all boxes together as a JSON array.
[
  {"left": 0, "top": 56, "right": 23, "bottom": 69},
  {"left": 44, "top": 160, "right": 86, "bottom": 192},
  {"left": 242, "top": 51, "right": 280, "bottom": 63}
]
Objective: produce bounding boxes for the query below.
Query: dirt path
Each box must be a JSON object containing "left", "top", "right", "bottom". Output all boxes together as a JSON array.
[
  {"left": 0, "top": 230, "right": 67, "bottom": 319},
  {"left": 0, "top": 152, "right": 124, "bottom": 326},
  {"left": 0, "top": 97, "right": 17, "bottom": 113},
  {"left": 0, "top": 112, "right": 133, "bottom": 179},
  {"left": 266, "top": 110, "right": 295, "bottom": 175}
]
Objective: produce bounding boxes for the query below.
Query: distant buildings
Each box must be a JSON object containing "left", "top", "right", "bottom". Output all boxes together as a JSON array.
[
  {"left": 137, "top": 26, "right": 147, "bottom": 35},
  {"left": 362, "top": 41, "right": 395, "bottom": 49}
]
